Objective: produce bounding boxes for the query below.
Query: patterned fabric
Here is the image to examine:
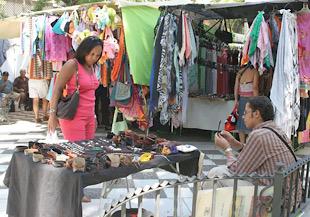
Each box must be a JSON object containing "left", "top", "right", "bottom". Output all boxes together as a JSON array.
[
  {"left": 228, "top": 121, "right": 295, "bottom": 185},
  {"left": 157, "top": 14, "right": 177, "bottom": 125},
  {"left": 29, "top": 52, "right": 53, "bottom": 80},
  {"left": 227, "top": 120, "right": 302, "bottom": 211},
  {"left": 239, "top": 82, "right": 254, "bottom": 97},
  {"left": 270, "top": 9, "right": 300, "bottom": 137},
  {"left": 148, "top": 16, "right": 164, "bottom": 115},
  {"left": 297, "top": 12, "right": 310, "bottom": 90}
]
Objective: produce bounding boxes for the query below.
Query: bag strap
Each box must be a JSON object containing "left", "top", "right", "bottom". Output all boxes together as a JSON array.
[
  {"left": 124, "top": 56, "right": 132, "bottom": 84},
  {"left": 262, "top": 127, "right": 297, "bottom": 162},
  {"left": 73, "top": 59, "right": 79, "bottom": 91},
  {"left": 116, "top": 55, "right": 126, "bottom": 82},
  {"left": 116, "top": 55, "right": 132, "bottom": 85}
]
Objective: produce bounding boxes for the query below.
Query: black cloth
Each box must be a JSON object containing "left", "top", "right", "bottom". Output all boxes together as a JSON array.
[
  {"left": 5, "top": 150, "right": 200, "bottom": 217},
  {"left": 95, "top": 85, "right": 111, "bottom": 126},
  {"left": 297, "top": 96, "right": 310, "bottom": 132},
  {"left": 149, "top": 16, "right": 165, "bottom": 113}
]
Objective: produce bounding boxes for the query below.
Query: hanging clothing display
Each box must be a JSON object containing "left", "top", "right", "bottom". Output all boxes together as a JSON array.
[
  {"left": 197, "top": 38, "right": 240, "bottom": 97},
  {"left": 149, "top": 11, "right": 198, "bottom": 127},
  {"left": 122, "top": 6, "right": 160, "bottom": 85},
  {"left": 241, "top": 11, "right": 274, "bottom": 73},
  {"left": 297, "top": 11, "right": 310, "bottom": 91},
  {"left": 45, "top": 16, "right": 71, "bottom": 62},
  {"left": 270, "top": 9, "right": 300, "bottom": 137}
]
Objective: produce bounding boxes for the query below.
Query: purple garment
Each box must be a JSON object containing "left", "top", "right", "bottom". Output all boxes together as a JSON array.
[
  {"left": 297, "top": 12, "right": 310, "bottom": 85},
  {"left": 45, "top": 16, "right": 70, "bottom": 61}
]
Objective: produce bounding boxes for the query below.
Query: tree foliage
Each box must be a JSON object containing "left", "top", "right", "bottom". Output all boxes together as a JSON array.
[{"left": 33, "top": 0, "right": 48, "bottom": 11}]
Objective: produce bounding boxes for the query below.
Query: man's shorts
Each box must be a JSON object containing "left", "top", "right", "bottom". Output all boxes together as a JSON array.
[{"left": 29, "top": 79, "right": 48, "bottom": 99}]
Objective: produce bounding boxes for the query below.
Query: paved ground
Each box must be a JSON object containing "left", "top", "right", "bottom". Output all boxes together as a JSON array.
[{"left": 0, "top": 111, "right": 225, "bottom": 217}]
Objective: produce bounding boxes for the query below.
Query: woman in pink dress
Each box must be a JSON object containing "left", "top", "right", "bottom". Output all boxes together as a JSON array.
[{"left": 48, "top": 36, "right": 102, "bottom": 141}]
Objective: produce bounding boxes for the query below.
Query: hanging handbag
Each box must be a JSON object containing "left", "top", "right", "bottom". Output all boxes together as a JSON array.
[
  {"left": 56, "top": 68, "right": 80, "bottom": 120},
  {"left": 215, "top": 19, "right": 233, "bottom": 44},
  {"left": 111, "top": 108, "right": 128, "bottom": 135},
  {"left": 111, "top": 56, "right": 132, "bottom": 103},
  {"left": 224, "top": 105, "right": 239, "bottom": 132}
]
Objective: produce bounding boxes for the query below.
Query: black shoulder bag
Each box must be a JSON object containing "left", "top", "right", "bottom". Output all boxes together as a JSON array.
[
  {"left": 262, "top": 127, "right": 297, "bottom": 162},
  {"left": 56, "top": 61, "right": 80, "bottom": 120}
]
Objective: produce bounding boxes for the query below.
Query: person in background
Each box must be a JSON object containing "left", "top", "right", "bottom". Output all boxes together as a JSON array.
[
  {"left": 28, "top": 65, "right": 49, "bottom": 123},
  {"left": 234, "top": 63, "right": 259, "bottom": 143},
  {"left": 0, "top": 71, "right": 21, "bottom": 112},
  {"left": 13, "top": 69, "right": 29, "bottom": 111},
  {"left": 48, "top": 36, "right": 102, "bottom": 202}
]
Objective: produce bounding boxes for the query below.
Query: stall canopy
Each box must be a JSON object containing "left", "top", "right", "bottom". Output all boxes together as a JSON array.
[{"left": 162, "top": 0, "right": 306, "bottom": 20}]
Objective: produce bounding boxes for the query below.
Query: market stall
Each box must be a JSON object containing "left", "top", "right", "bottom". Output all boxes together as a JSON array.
[
  {"left": 148, "top": 0, "right": 310, "bottom": 144},
  {"left": 4, "top": 133, "right": 202, "bottom": 217}
]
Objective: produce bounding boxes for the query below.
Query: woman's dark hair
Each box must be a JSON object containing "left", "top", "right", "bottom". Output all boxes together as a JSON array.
[
  {"left": 247, "top": 96, "right": 275, "bottom": 121},
  {"left": 75, "top": 36, "right": 103, "bottom": 65}
]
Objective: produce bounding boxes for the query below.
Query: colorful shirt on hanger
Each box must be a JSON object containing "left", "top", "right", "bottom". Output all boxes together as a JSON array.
[
  {"left": 45, "top": 16, "right": 70, "bottom": 62},
  {"left": 297, "top": 11, "right": 310, "bottom": 89}
]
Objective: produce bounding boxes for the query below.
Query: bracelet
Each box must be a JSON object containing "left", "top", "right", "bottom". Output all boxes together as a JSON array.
[
  {"left": 48, "top": 108, "right": 56, "bottom": 114},
  {"left": 224, "top": 147, "right": 233, "bottom": 153}
]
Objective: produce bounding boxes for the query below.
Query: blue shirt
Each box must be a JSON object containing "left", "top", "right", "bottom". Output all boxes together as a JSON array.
[{"left": 0, "top": 79, "right": 13, "bottom": 94}]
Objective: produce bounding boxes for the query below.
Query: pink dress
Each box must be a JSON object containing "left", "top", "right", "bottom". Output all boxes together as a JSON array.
[
  {"left": 59, "top": 61, "right": 99, "bottom": 141},
  {"left": 297, "top": 12, "right": 310, "bottom": 89}
]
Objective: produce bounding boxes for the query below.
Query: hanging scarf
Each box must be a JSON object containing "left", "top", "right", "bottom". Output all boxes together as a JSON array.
[{"left": 111, "top": 27, "right": 125, "bottom": 82}]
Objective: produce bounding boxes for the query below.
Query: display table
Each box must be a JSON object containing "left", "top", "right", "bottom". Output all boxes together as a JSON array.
[
  {"left": 5, "top": 150, "right": 201, "bottom": 217},
  {"left": 184, "top": 97, "right": 234, "bottom": 131}
]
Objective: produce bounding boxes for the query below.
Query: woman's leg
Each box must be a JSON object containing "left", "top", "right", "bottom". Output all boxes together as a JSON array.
[{"left": 85, "top": 116, "right": 96, "bottom": 140}]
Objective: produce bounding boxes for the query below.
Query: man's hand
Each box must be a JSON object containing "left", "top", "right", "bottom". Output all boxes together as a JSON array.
[
  {"left": 219, "top": 130, "right": 235, "bottom": 144},
  {"left": 215, "top": 133, "right": 230, "bottom": 150},
  {"left": 220, "top": 130, "right": 244, "bottom": 150}
]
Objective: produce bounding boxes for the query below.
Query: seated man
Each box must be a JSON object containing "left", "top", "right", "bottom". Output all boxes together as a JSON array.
[
  {"left": 13, "top": 69, "right": 29, "bottom": 111},
  {"left": 213, "top": 96, "right": 301, "bottom": 212},
  {"left": 0, "top": 71, "right": 20, "bottom": 111},
  {"left": 214, "top": 96, "right": 296, "bottom": 182}
]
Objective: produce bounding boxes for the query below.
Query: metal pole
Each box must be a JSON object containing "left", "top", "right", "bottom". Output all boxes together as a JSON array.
[{"left": 272, "top": 163, "right": 285, "bottom": 217}]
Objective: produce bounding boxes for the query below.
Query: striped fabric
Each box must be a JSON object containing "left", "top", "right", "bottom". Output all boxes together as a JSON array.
[
  {"left": 228, "top": 120, "right": 295, "bottom": 185},
  {"left": 28, "top": 52, "right": 53, "bottom": 80}
]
